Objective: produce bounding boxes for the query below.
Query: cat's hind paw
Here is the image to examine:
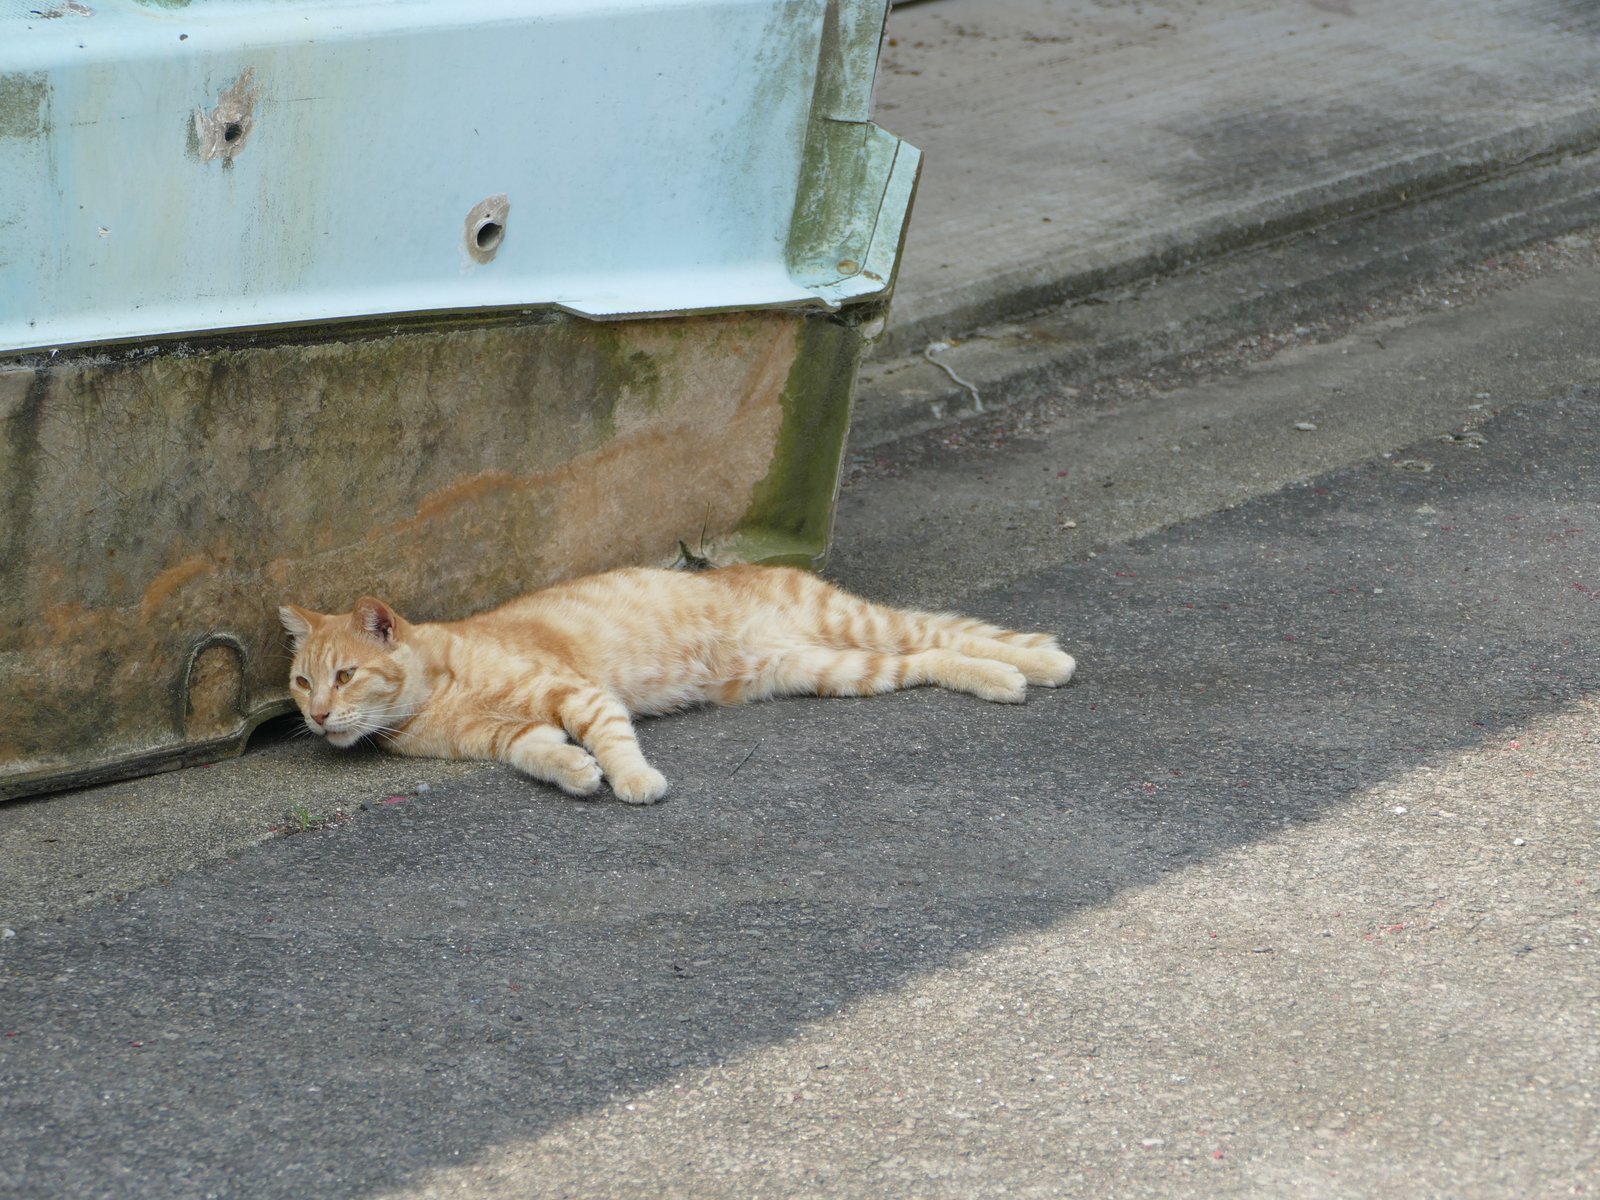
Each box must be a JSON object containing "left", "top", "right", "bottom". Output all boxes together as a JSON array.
[
  {"left": 520, "top": 743, "right": 603, "bottom": 797},
  {"left": 1023, "top": 649, "right": 1076, "bottom": 687},
  {"left": 610, "top": 766, "right": 670, "bottom": 806},
  {"left": 964, "top": 661, "right": 1029, "bottom": 704},
  {"left": 554, "top": 750, "right": 604, "bottom": 797}
]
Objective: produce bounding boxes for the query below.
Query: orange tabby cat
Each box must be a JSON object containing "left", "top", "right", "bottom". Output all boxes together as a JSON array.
[{"left": 279, "top": 565, "right": 1075, "bottom": 804}]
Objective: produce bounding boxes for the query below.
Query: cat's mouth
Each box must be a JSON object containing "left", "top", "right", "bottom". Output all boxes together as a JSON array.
[
  {"left": 323, "top": 726, "right": 363, "bottom": 749},
  {"left": 307, "top": 715, "right": 364, "bottom": 748}
]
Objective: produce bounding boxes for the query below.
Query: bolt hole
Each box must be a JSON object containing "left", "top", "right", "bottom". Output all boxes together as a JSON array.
[
  {"left": 464, "top": 194, "right": 510, "bottom": 263},
  {"left": 222, "top": 121, "right": 244, "bottom": 144},
  {"left": 474, "top": 220, "right": 504, "bottom": 252}
]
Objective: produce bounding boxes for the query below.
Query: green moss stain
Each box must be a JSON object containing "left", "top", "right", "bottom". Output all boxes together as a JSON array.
[
  {"left": 811, "top": 0, "right": 883, "bottom": 122},
  {"left": 0, "top": 73, "right": 48, "bottom": 141},
  {"left": 784, "top": 2, "right": 900, "bottom": 283},
  {"left": 0, "top": 371, "right": 48, "bottom": 610},
  {"left": 588, "top": 325, "right": 665, "bottom": 417},
  {"left": 738, "top": 312, "right": 863, "bottom": 567}
]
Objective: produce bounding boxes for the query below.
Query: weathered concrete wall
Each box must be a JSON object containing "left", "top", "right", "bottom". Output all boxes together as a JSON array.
[{"left": 0, "top": 307, "right": 868, "bottom": 798}]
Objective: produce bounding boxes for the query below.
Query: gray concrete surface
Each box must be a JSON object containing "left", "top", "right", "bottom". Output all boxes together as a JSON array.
[
  {"left": 853, "top": 155, "right": 1600, "bottom": 448},
  {"left": 838, "top": 251, "right": 1600, "bottom": 602},
  {"left": 875, "top": 0, "right": 1600, "bottom": 354},
  {"left": 7, "top": 0, "right": 1600, "bottom": 1195}
]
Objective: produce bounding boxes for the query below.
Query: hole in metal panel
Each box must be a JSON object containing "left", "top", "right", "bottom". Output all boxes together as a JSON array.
[
  {"left": 464, "top": 194, "right": 510, "bottom": 264},
  {"left": 474, "top": 220, "right": 504, "bottom": 252}
]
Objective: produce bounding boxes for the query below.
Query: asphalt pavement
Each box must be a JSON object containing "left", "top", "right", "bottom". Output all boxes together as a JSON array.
[
  {"left": 5, "top": 0, "right": 1600, "bottom": 1196},
  {"left": 5, "top": 295, "right": 1599, "bottom": 1197}
]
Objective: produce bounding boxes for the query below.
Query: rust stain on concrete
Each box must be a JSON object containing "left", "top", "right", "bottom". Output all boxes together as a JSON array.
[
  {"left": 37, "top": 601, "right": 102, "bottom": 646},
  {"left": 396, "top": 469, "right": 526, "bottom": 537},
  {"left": 140, "top": 555, "right": 215, "bottom": 623}
]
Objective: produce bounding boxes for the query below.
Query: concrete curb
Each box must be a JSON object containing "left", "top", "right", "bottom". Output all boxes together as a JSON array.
[
  {"left": 879, "top": 106, "right": 1600, "bottom": 358},
  {"left": 855, "top": 136, "right": 1600, "bottom": 450}
]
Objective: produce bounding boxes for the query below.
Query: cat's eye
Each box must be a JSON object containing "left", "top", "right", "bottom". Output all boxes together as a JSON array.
[
  {"left": 334, "top": 668, "right": 355, "bottom": 687},
  {"left": 292, "top": 675, "right": 310, "bottom": 690}
]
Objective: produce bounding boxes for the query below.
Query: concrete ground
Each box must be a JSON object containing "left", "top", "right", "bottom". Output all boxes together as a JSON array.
[
  {"left": 5, "top": 0, "right": 1600, "bottom": 1196},
  {"left": 875, "top": 0, "right": 1600, "bottom": 354}
]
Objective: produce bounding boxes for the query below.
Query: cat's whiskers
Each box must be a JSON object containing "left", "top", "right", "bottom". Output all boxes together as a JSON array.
[
  {"left": 363, "top": 720, "right": 417, "bottom": 738},
  {"left": 354, "top": 701, "right": 427, "bottom": 738}
]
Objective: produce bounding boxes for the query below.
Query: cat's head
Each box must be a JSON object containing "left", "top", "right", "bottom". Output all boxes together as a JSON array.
[{"left": 278, "top": 598, "right": 418, "bottom": 747}]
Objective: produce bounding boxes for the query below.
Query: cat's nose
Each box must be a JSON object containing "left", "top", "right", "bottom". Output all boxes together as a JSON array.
[{"left": 310, "top": 711, "right": 329, "bottom": 727}]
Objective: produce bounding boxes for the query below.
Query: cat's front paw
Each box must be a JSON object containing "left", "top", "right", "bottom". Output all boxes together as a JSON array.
[{"left": 610, "top": 766, "right": 670, "bottom": 806}]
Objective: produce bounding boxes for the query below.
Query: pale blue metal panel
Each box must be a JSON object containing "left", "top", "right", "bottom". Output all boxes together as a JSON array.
[{"left": 0, "top": 0, "right": 918, "bottom": 352}]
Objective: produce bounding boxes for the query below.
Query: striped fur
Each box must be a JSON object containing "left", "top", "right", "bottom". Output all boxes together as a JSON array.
[{"left": 280, "top": 565, "right": 1075, "bottom": 804}]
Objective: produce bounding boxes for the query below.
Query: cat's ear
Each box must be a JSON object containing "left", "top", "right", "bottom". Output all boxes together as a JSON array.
[
  {"left": 353, "top": 597, "right": 402, "bottom": 646},
  {"left": 278, "top": 604, "right": 320, "bottom": 650}
]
